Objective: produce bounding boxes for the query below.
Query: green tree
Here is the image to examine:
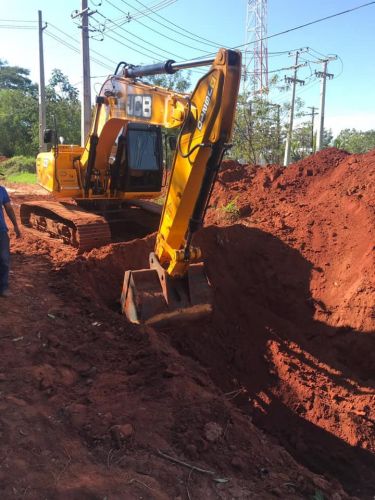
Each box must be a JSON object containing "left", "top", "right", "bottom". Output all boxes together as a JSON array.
[
  {"left": 323, "top": 128, "right": 334, "bottom": 147},
  {"left": 0, "top": 59, "right": 37, "bottom": 96},
  {"left": 0, "top": 60, "right": 39, "bottom": 156},
  {"left": 47, "top": 69, "right": 79, "bottom": 101},
  {"left": 145, "top": 70, "right": 191, "bottom": 93},
  {"left": 0, "top": 89, "right": 38, "bottom": 156},
  {"left": 231, "top": 74, "right": 309, "bottom": 164},
  {"left": 45, "top": 69, "right": 80, "bottom": 145},
  {"left": 334, "top": 128, "right": 375, "bottom": 153},
  {"left": 232, "top": 92, "right": 293, "bottom": 164},
  {"left": 290, "top": 122, "right": 312, "bottom": 161},
  {"left": 0, "top": 63, "right": 80, "bottom": 156}
]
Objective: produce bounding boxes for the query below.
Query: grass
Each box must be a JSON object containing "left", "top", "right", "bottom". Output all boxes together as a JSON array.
[
  {"left": 221, "top": 197, "right": 240, "bottom": 220},
  {"left": 5, "top": 172, "right": 37, "bottom": 184},
  {"left": 0, "top": 156, "right": 37, "bottom": 184}
]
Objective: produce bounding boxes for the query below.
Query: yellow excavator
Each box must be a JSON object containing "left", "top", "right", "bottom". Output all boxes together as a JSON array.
[{"left": 21, "top": 48, "right": 241, "bottom": 325}]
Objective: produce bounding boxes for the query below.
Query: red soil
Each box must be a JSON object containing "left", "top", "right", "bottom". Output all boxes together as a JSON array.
[{"left": 0, "top": 147, "right": 374, "bottom": 498}]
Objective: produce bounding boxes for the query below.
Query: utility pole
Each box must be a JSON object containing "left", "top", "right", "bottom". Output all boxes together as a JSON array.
[
  {"left": 276, "top": 104, "right": 281, "bottom": 161},
  {"left": 283, "top": 49, "right": 306, "bottom": 166},
  {"left": 306, "top": 106, "right": 319, "bottom": 153},
  {"left": 38, "top": 10, "right": 47, "bottom": 152},
  {"left": 247, "top": 100, "right": 254, "bottom": 163},
  {"left": 81, "top": 0, "right": 91, "bottom": 146},
  {"left": 72, "top": 1, "right": 93, "bottom": 146},
  {"left": 315, "top": 57, "right": 336, "bottom": 151},
  {"left": 266, "top": 102, "right": 281, "bottom": 162}
]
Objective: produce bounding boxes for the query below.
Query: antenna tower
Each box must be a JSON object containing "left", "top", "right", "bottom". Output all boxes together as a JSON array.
[{"left": 244, "top": 0, "right": 268, "bottom": 95}]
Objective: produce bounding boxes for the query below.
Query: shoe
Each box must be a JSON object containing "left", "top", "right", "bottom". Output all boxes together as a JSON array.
[{"left": 0, "top": 289, "right": 10, "bottom": 297}]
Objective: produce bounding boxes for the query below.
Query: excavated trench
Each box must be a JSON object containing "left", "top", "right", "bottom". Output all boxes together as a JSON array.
[
  {"left": 62, "top": 148, "right": 375, "bottom": 498},
  {"left": 64, "top": 225, "right": 374, "bottom": 498}
]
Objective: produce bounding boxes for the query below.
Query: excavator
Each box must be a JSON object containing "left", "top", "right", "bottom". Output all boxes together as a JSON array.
[{"left": 20, "top": 48, "right": 241, "bottom": 325}]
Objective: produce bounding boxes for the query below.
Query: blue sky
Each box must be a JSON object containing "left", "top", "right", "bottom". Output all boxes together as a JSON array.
[{"left": 0, "top": 0, "right": 374, "bottom": 136}]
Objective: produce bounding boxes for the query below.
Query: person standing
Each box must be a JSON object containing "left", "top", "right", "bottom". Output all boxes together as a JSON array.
[{"left": 0, "top": 183, "right": 21, "bottom": 297}]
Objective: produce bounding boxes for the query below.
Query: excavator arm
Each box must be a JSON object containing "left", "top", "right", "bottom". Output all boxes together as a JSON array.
[{"left": 121, "top": 48, "right": 242, "bottom": 326}]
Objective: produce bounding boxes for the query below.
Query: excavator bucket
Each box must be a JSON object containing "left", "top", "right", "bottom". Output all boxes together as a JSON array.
[{"left": 121, "top": 255, "right": 212, "bottom": 327}]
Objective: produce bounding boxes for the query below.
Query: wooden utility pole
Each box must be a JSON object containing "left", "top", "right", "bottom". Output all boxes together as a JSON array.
[
  {"left": 315, "top": 57, "right": 336, "bottom": 151},
  {"left": 72, "top": 1, "right": 92, "bottom": 146},
  {"left": 283, "top": 49, "right": 306, "bottom": 166},
  {"left": 81, "top": 0, "right": 91, "bottom": 146},
  {"left": 38, "top": 10, "right": 47, "bottom": 152}
]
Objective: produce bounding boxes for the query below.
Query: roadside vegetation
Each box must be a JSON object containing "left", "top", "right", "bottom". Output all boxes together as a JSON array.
[
  {"left": 0, "top": 156, "right": 36, "bottom": 183},
  {"left": 222, "top": 197, "right": 240, "bottom": 221}
]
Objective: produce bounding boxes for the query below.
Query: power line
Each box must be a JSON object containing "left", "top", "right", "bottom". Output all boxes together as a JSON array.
[
  {"left": 47, "top": 22, "right": 118, "bottom": 66},
  {"left": 0, "top": 25, "right": 36, "bottom": 29},
  {"left": 122, "top": 0, "right": 223, "bottom": 49},
  {"left": 90, "top": 11, "right": 207, "bottom": 76},
  {"left": 0, "top": 19, "right": 37, "bottom": 23},
  {"left": 91, "top": 0, "right": 177, "bottom": 21},
  {"left": 44, "top": 30, "right": 114, "bottom": 71},
  {"left": 238, "top": 1, "right": 375, "bottom": 50},
  {"left": 93, "top": 8, "right": 190, "bottom": 59},
  {"left": 91, "top": 13, "right": 177, "bottom": 60},
  {"left": 52, "top": 13, "right": 317, "bottom": 81},
  {"left": 46, "top": 13, "right": 204, "bottom": 79},
  {"left": 186, "top": 0, "right": 375, "bottom": 62},
  {"left": 102, "top": 0, "right": 213, "bottom": 54}
]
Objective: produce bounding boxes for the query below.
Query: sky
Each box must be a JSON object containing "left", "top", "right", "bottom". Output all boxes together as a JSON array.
[{"left": 0, "top": 0, "right": 374, "bottom": 136}]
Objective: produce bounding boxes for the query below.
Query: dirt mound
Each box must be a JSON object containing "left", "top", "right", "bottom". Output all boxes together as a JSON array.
[
  {"left": 190, "top": 148, "right": 374, "bottom": 496},
  {"left": 208, "top": 148, "right": 374, "bottom": 331}
]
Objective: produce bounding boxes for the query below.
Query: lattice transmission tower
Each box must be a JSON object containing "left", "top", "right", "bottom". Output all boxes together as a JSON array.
[{"left": 243, "top": 0, "right": 268, "bottom": 95}]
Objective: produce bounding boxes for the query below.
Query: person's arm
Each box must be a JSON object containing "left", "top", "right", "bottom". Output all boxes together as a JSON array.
[{"left": 4, "top": 202, "right": 21, "bottom": 238}]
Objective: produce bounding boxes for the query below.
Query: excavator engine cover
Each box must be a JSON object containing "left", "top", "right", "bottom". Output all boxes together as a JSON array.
[{"left": 121, "top": 253, "right": 212, "bottom": 326}]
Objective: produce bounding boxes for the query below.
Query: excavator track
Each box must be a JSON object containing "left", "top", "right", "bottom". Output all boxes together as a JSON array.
[{"left": 20, "top": 201, "right": 111, "bottom": 252}]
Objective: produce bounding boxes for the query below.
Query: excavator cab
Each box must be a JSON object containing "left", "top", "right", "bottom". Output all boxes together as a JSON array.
[{"left": 111, "top": 123, "right": 164, "bottom": 194}]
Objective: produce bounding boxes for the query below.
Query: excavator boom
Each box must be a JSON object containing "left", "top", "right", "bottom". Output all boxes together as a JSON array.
[{"left": 121, "top": 48, "right": 242, "bottom": 325}]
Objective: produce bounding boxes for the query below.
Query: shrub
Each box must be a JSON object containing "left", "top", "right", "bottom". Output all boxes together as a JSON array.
[{"left": 1, "top": 156, "right": 36, "bottom": 175}]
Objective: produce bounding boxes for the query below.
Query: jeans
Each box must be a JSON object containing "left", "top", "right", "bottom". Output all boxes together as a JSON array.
[{"left": 0, "top": 232, "right": 10, "bottom": 293}]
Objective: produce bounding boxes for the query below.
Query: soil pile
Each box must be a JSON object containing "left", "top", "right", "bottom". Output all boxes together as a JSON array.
[
  {"left": 189, "top": 148, "right": 375, "bottom": 496},
  {"left": 208, "top": 148, "right": 374, "bottom": 331},
  {"left": 1, "top": 147, "right": 374, "bottom": 498}
]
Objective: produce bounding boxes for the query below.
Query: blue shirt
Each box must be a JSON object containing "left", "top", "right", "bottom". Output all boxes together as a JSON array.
[{"left": 0, "top": 186, "right": 10, "bottom": 232}]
